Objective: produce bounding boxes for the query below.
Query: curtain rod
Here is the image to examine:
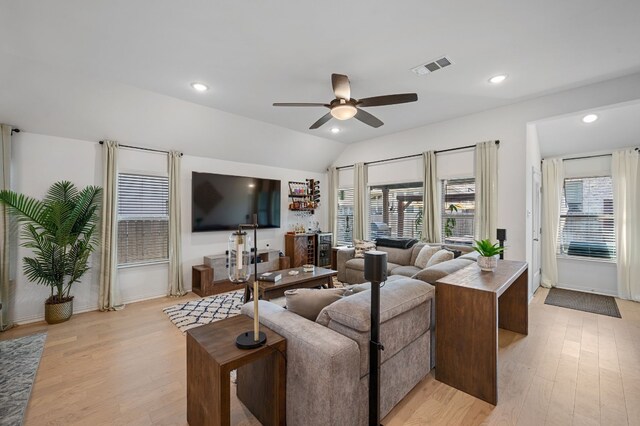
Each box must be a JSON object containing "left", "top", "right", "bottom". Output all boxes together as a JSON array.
[
  {"left": 99, "top": 140, "right": 183, "bottom": 157},
  {"left": 334, "top": 140, "right": 499, "bottom": 170},
  {"left": 11, "top": 128, "right": 21, "bottom": 135},
  {"left": 562, "top": 153, "right": 611, "bottom": 162}
]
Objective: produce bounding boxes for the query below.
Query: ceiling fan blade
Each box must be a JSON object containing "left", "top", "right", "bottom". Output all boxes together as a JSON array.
[
  {"left": 309, "top": 112, "right": 333, "bottom": 129},
  {"left": 357, "top": 93, "right": 418, "bottom": 107},
  {"left": 354, "top": 108, "right": 384, "bottom": 128},
  {"left": 273, "top": 102, "right": 328, "bottom": 107},
  {"left": 331, "top": 74, "right": 351, "bottom": 100}
]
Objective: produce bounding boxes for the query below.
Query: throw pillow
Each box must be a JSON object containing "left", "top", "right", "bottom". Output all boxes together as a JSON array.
[
  {"left": 414, "top": 245, "right": 440, "bottom": 269},
  {"left": 354, "top": 239, "right": 376, "bottom": 258},
  {"left": 426, "top": 249, "right": 455, "bottom": 267},
  {"left": 285, "top": 288, "right": 347, "bottom": 321}
]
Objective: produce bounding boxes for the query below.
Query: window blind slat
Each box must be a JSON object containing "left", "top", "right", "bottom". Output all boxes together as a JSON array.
[
  {"left": 558, "top": 176, "right": 615, "bottom": 259},
  {"left": 441, "top": 178, "right": 475, "bottom": 245},
  {"left": 368, "top": 182, "right": 423, "bottom": 240},
  {"left": 337, "top": 188, "right": 354, "bottom": 246},
  {"left": 117, "top": 173, "right": 169, "bottom": 265}
]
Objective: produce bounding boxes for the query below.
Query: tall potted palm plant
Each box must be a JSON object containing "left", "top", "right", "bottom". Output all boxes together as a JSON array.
[{"left": 0, "top": 181, "right": 101, "bottom": 324}]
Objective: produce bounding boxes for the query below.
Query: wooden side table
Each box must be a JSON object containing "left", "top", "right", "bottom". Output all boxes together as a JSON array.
[
  {"left": 435, "top": 260, "right": 528, "bottom": 405},
  {"left": 186, "top": 315, "right": 286, "bottom": 426}
]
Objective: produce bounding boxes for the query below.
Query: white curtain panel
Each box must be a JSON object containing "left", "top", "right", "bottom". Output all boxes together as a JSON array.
[
  {"left": 612, "top": 149, "right": 640, "bottom": 301},
  {"left": 422, "top": 151, "right": 441, "bottom": 243},
  {"left": 99, "top": 140, "right": 123, "bottom": 310},
  {"left": 540, "top": 158, "right": 564, "bottom": 289},
  {"left": 168, "top": 151, "right": 185, "bottom": 296},
  {"left": 474, "top": 141, "right": 498, "bottom": 241},
  {"left": 327, "top": 166, "right": 338, "bottom": 245},
  {"left": 353, "top": 162, "right": 368, "bottom": 241},
  {"left": 0, "top": 124, "right": 12, "bottom": 330}
]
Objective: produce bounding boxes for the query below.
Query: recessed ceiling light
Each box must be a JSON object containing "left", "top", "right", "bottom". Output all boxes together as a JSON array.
[
  {"left": 582, "top": 114, "right": 598, "bottom": 123},
  {"left": 488, "top": 74, "right": 507, "bottom": 84},
  {"left": 190, "top": 82, "right": 209, "bottom": 92},
  {"left": 330, "top": 127, "right": 340, "bottom": 134}
]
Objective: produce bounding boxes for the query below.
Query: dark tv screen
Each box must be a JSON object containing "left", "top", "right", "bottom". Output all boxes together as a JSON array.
[{"left": 192, "top": 172, "right": 281, "bottom": 232}]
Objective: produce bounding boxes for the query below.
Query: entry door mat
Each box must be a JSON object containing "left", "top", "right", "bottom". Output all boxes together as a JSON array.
[
  {"left": 163, "top": 290, "right": 245, "bottom": 333},
  {"left": 0, "top": 332, "right": 47, "bottom": 426},
  {"left": 544, "top": 288, "right": 621, "bottom": 318}
]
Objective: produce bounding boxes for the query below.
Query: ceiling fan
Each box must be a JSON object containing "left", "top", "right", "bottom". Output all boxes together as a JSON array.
[{"left": 273, "top": 73, "right": 418, "bottom": 129}]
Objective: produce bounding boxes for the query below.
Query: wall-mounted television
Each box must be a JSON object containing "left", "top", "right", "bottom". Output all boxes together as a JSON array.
[{"left": 192, "top": 172, "right": 281, "bottom": 232}]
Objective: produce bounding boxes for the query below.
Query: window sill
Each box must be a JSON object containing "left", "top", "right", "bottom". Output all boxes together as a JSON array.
[
  {"left": 118, "top": 260, "right": 169, "bottom": 269},
  {"left": 556, "top": 254, "right": 616, "bottom": 265}
]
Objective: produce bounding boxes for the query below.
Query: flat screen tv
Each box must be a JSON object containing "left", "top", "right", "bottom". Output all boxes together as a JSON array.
[{"left": 192, "top": 172, "right": 281, "bottom": 232}]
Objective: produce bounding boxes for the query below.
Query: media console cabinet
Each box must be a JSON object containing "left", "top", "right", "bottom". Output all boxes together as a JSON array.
[{"left": 192, "top": 249, "right": 281, "bottom": 297}]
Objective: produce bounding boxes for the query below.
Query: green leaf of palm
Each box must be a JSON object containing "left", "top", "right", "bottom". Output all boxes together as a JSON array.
[{"left": 0, "top": 190, "right": 48, "bottom": 229}]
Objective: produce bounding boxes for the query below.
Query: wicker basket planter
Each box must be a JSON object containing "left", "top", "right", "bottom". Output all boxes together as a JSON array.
[{"left": 45, "top": 298, "right": 74, "bottom": 324}]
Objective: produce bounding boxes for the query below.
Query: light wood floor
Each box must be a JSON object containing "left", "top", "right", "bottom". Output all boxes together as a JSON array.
[{"left": 2, "top": 287, "right": 639, "bottom": 425}]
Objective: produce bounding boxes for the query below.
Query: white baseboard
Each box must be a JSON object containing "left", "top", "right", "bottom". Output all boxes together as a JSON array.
[
  {"left": 555, "top": 283, "right": 619, "bottom": 298},
  {"left": 13, "top": 303, "right": 99, "bottom": 325},
  {"left": 12, "top": 292, "right": 191, "bottom": 326}
]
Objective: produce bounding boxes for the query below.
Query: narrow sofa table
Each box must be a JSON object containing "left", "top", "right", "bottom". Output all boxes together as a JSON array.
[
  {"left": 435, "top": 260, "right": 528, "bottom": 405},
  {"left": 186, "top": 314, "right": 286, "bottom": 426}
]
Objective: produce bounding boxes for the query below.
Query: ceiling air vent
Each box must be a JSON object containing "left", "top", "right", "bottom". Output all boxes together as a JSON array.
[{"left": 411, "top": 56, "right": 453, "bottom": 76}]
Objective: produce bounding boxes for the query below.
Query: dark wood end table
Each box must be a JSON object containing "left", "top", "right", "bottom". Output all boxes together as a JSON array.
[{"left": 186, "top": 314, "right": 286, "bottom": 426}]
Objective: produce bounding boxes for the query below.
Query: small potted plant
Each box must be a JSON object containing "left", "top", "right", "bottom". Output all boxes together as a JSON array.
[
  {"left": 473, "top": 239, "right": 504, "bottom": 272},
  {"left": 0, "top": 181, "right": 101, "bottom": 324}
]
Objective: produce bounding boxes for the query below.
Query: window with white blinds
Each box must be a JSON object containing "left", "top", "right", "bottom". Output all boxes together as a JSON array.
[
  {"left": 558, "top": 176, "right": 615, "bottom": 260},
  {"left": 441, "top": 178, "right": 475, "bottom": 245},
  {"left": 117, "top": 173, "right": 169, "bottom": 265},
  {"left": 368, "top": 182, "right": 423, "bottom": 240},
  {"left": 337, "top": 188, "right": 354, "bottom": 246}
]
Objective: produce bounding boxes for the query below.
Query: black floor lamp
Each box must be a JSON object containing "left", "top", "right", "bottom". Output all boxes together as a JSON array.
[{"left": 364, "top": 250, "right": 387, "bottom": 426}]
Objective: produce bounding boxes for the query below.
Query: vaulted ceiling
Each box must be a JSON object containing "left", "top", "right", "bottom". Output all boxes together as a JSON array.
[{"left": 1, "top": 0, "right": 640, "bottom": 163}]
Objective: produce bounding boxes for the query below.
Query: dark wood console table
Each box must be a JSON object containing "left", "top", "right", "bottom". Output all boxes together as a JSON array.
[
  {"left": 435, "top": 260, "right": 528, "bottom": 405},
  {"left": 186, "top": 315, "right": 286, "bottom": 426}
]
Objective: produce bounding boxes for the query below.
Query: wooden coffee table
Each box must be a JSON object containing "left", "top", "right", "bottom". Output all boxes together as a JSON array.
[{"left": 245, "top": 266, "right": 337, "bottom": 302}]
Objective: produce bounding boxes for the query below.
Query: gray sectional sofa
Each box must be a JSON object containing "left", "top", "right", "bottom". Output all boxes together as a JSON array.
[
  {"left": 337, "top": 242, "right": 479, "bottom": 285},
  {"left": 241, "top": 275, "right": 434, "bottom": 426}
]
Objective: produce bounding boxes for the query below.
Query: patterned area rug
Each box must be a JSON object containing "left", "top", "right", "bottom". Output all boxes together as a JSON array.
[
  {"left": 0, "top": 332, "right": 47, "bottom": 426},
  {"left": 544, "top": 288, "right": 621, "bottom": 318},
  {"left": 163, "top": 290, "right": 245, "bottom": 333}
]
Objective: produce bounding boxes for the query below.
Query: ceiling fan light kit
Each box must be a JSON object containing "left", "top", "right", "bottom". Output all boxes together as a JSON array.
[
  {"left": 331, "top": 102, "right": 357, "bottom": 120},
  {"left": 273, "top": 73, "right": 418, "bottom": 129}
]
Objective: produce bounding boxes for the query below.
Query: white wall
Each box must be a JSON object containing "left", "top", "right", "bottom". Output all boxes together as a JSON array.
[
  {"left": 333, "top": 72, "right": 640, "bottom": 289},
  {"left": 9, "top": 132, "right": 326, "bottom": 323},
  {"left": 11, "top": 133, "right": 103, "bottom": 323}
]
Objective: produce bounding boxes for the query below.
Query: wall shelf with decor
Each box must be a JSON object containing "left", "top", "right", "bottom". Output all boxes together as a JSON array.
[{"left": 288, "top": 179, "right": 320, "bottom": 214}]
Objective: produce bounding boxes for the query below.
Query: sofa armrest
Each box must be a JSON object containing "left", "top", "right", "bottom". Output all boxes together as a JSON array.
[
  {"left": 336, "top": 247, "right": 356, "bottom": 283},
  {"left": 241, "top": 302, "right": 361, "bottom": 426},
  {"left": 411, "top": 258, "right": 474, "bottom": 284}
]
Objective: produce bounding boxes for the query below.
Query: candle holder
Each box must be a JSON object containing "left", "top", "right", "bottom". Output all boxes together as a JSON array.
[{"left": 228, "top": 214, "right": 267, "bottom": 349}]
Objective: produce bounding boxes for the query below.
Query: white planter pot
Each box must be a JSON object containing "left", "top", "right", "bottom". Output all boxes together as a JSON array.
[{"left": 477, "top": 255, "right": 497, "bottom": 272}]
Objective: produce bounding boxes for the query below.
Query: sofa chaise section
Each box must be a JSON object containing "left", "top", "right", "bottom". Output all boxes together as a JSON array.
[{"left": 241, "top": 277, "right": 434, "bottom": 426}]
